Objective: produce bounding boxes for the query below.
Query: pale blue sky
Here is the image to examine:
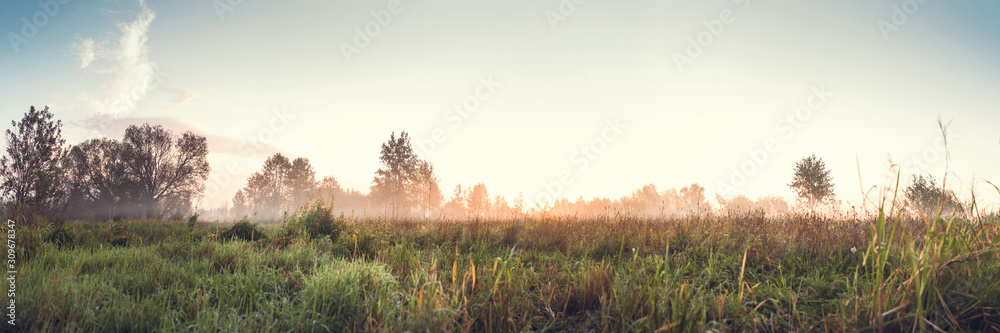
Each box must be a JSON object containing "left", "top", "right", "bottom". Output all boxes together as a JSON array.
[{"left": 2, "top": 0, "right": 999, "bottom": 211}]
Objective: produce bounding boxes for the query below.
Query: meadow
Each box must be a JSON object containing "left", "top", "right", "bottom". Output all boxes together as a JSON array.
[{"left": 10, "top": 203, "right": 1000, "bottom": 332}]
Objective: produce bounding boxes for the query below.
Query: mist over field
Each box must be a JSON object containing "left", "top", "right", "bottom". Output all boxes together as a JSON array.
[{"left": 1, "top": 0, "right": 999, "bottom": 331}]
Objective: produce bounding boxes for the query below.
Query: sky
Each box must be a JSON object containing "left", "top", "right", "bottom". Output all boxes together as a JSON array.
[{"left": 1, "top": 0, "right": 999, "bottom": 212}]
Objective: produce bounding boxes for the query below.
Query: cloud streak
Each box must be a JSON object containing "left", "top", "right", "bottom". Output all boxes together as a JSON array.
[
  {"left": 73, "top": 0, "right": 161, "bottom": 137},
  {"left": 73, "top": 37, "right": 95, "bottom": 69}
]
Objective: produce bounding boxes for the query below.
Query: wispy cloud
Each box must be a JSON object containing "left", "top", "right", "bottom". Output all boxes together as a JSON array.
[
  {"left": 99, "top": 8, "right": 121, "bottom": 17},
  {"left": 73, "top": 37, "right": 96, "bottom": 69},
  {"left": 72, "top": 0, "right": 161, "bottom": 137}
]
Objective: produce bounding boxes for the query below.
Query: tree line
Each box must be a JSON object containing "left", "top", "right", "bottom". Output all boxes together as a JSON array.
[
  {"left": 2, "top": 106, "right": 209, "bottom": 222},
  {"left": 1, "top": 106, "right": 964, "bottom": 223}
]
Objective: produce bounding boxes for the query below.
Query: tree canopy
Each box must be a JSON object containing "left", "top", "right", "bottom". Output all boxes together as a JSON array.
[
  {"left": 904, "top": 174, "right": 960, "bottom": 216},
  {"left": 1, "top": 106, "right": 66, "bottom": 219},
  {"left": 788, "top": 154, "right": 835, "bottom": 207}
]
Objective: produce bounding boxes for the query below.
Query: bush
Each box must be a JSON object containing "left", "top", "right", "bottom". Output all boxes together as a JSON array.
[
  {"left": 187, "top": 213, "right": 199, "bottom": 230},
  {"left": 286, "top": 202, "right": 344, "bottom": 242},
  {"left": 107, "top": 221, "right": 130, "bottom": 247},
  {"left": 220, "top": 217, "right": 267, "bottom": 242},
  {"left": 44, "top": 225, "right": 74, "bottom": 249}
]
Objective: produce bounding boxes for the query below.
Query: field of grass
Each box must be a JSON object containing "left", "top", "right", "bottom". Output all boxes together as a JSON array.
[{"left": 9, "top": 205, "right": 1000, "bottom": 332}]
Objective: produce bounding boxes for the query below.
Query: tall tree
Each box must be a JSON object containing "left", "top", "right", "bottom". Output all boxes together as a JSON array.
[
  {"left": 466, "top": 183, "right": 490, "bottom": 216},
  {"left": 315, "top": 176, "right": 343, "bottom": 205},
  {"left": 413, "top": 160, "right": 443, "bottom": 217},
  {"left": 1, "top": 106, "right": 67, "bottom": 219},
  {"left": 121, "top": 123, "right": 210, "bottom": 217},
  {"left": 370, "top": 132, "right": 418, "bottom": 216},
  {"left": 679, "top": 183, "right": 709, "bottom": 213},
  {"left": 287, "top": 157, "right": 317, "bottom": 209},
  {"left": 443, "top": 184, "right": 466, "bottom": 216},
  {"left": 788, "top": 154, "right": 835, "bottom": 207},
  {"left": 63, "top": 138, "right": 135, "bottom": 219},
  {"left": 234, "top": 153, "right": 292, "bottom": 220}
]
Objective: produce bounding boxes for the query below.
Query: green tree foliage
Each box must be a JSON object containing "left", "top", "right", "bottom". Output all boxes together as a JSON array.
[
  {"left": 904, "top": 174, "right": 959, "bottom": 216},
  {"left": 788, "top": 154, "right": 835, "bottom": 207},
  {"left": 63, "top": 138, "right": 135, "bottom": 219},
  {"left": 314, "top": 176, "right": 368, "bottom": 216},
  {"left": 287, "top": 157, "right": 317, "bottom": 209},
  {"left": 370, "top": 132, "right": 418, "bottom": 216},
  {"left": 120, "top": 123, "right": 210, "bottom": 218},
  {"left": 232, "top": 154, "right": 324, "bottom": 221},
  {"left": 285, "top": 201, "right": 344, "bottom": 242},
  {"left": 234, "top": 154, "right": 290, "bottom": 220},
  {"left": 63, "top": 124, "right": 210, "bottom": 220},
  {"left": 370, "top": 132, "right": 442, "bottom": 217},
  {"left": 1, "top": 106, "right": 66, "bottom": 220}
]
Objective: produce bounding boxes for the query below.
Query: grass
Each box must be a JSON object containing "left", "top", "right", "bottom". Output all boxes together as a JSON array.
[{"left": 7, "top": 205, "right": 1000, "bottom": 332}]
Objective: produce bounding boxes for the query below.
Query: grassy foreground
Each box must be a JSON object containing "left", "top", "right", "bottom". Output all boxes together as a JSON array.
[{"left": 9, "top": 208, "right": 1000, "bottom": 332}]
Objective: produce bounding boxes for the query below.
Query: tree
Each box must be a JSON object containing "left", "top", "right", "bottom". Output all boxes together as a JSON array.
[
  {"left": 315, "top": 176, "right": 343, "bottom": 204},
  {"left": 717, "top": 194, "right": 755, "bottom": 215},
  {"left": 622, "top": 184, "right": 662, "bottom": 216},
  {"left": 491, "top": 194, "right": 509, "bottom": 217},
  {"left": 413, "top": 160, "right": 443, "bottom": 217},
  {"left": 679, "top": 183, "right": 709, "bottom": 214},
  {"left": 756, "top": 195, "right": 789, "bottom": 216},
  {"left": 63, "top": 138, "right": 135, "bottom": 219},
  {"left": 370, "top": 132, "right": 418, "bottom": 216},
  {"left": 788, "top": 154, "right": 835, "bottom": 207},
  {"left": 121, "top": 123, "right": 210, "bottom": 217},
  {"left": 904, "top": 174, "right": 959, "bottom": 216},
  {"left": 1, "top": 106, "right": 67, "bottom": 220},
  {"left": 287, "top": 157, "right": 317, "bottom": 209},
  {"left": 512, "top": 193, "right": 524, "bottom": 216},
  {"left": 466, "top": 183, "right": 490, "bottom": 216},
  {"left": 443, "top": 184, "right": 465, "bottom": 216},
  {"left": 234, "top": 153, "right": 292, "bottom": 220}
]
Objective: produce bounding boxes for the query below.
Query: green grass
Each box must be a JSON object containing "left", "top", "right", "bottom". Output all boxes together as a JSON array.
[{"left": 7, "top": 208, "right": 1000, "bottom": 332}]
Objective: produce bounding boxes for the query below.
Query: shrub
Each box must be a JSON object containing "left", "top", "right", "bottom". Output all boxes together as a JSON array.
[
  {"left": 107, "top": 221, "right": 130, "bottom": 247},
  {"left": 44, "top": 225, "right": 74, "bottom": 249},
  {"left": 186, "top": 213, "right": 199, "bottom": 230},
  {"left": 220, "top": 217, "right": 267, "bottom": 242},
  {"left": 286, "top": 202, "right": 343, "bottom": 242}
]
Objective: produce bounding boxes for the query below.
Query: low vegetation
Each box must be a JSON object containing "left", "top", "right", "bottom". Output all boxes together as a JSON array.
[{"left": 10, "top": 201, "right": 1000, "bottom": 332}]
